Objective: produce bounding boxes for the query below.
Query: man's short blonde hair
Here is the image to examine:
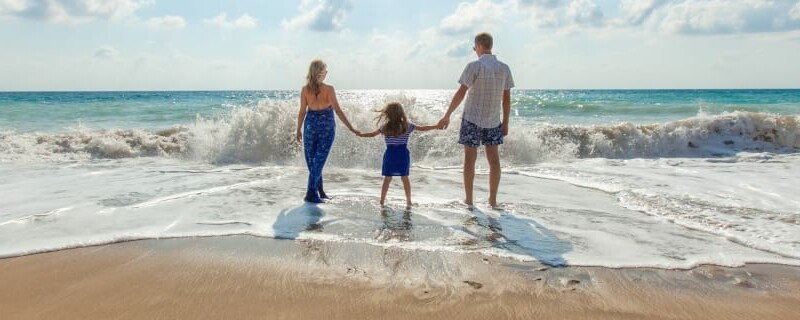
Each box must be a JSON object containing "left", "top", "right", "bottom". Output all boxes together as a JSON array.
[{"left": 475, "top": 32, "right": 493, "bottom": 50}]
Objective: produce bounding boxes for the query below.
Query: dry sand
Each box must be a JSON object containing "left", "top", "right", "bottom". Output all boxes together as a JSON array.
[{"left": 1, "top": 236, "right": 799, "bottom": 320}]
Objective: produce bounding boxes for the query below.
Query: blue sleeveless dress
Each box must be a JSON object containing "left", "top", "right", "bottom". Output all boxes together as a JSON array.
[
  {"left": 381, "top": 123, "right": 415, "bottom": 177},
  {"left": 303, "top": 106, "right": 335, "bottom": 202}
]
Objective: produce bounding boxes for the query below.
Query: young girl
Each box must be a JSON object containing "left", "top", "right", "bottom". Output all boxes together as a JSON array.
[{"left": 356, "top": 102, "right": 440, "bottom": 209}]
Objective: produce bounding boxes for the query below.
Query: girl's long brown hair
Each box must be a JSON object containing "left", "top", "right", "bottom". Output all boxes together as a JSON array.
[
  {"left": 305, "top": 60, "right": 326, "bottom": 97},
  {"left": 376, "top": 102, "right": 409, "bottom": 137}
]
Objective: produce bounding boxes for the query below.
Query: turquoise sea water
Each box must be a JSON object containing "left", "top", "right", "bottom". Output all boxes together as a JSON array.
[{"left": 2, "top": 89, "right": 799, "bottom": 133}]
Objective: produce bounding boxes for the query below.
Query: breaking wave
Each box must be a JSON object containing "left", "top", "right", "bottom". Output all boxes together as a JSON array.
[{"left": 1, "top": 98, "right": 798, "bottom": 165}]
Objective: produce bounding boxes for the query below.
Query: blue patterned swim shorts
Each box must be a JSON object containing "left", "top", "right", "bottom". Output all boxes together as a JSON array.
[{"left": 458, "top": 118, "right": 503, "bottom": 148}]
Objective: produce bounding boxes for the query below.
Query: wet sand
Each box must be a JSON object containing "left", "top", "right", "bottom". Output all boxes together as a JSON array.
[{"left": 1, "top": 236, "right": 799, "bottom": 320}]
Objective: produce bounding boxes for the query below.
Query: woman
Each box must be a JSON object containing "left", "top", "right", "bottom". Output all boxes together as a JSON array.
[{"left": 296, "top": 60, "right": 359, "bottom": 203}]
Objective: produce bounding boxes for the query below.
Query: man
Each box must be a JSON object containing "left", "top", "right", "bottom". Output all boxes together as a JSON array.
[{"left": 438, "top": 32, "right": 514, "bottom": 209}]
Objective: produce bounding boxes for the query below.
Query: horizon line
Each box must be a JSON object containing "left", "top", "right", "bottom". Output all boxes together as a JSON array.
[{"left": 2, "top": 88, "right": 800, "bottom": 93}]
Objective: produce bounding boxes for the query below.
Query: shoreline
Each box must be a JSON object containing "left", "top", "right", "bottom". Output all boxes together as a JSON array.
[
  {"left": 2, "top": 235, "right": 799, "bottom": 319},
  {"left": 2, "top": 234, "right": 800, "bottom": 271}
]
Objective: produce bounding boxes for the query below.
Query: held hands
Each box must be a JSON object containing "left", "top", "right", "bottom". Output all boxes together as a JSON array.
[
  {"left": 501, "top": 122, "right": 509, "bottom": 136},
  {"left": 437, "top": 116, "right": 450, "bottom": 130},
  {"left": 295, "top": 130, "right": 302, "bottom": 143}
]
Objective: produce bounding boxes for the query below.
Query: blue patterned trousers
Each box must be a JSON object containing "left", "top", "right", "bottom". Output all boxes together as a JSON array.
[{"left": 303, "top": 107, "right": 335, "bottom": 202}]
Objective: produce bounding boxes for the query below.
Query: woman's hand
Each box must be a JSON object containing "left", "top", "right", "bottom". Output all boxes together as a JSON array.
[{"left": 296, "top": 130, "right": 302, "bottom": 143}]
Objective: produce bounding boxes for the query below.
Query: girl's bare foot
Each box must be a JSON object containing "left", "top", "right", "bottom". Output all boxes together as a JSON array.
[{"left": 463, "top": 200, "right": 475, "bottom": 210}]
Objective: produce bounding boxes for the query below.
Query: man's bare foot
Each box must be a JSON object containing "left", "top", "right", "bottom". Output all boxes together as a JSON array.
[{"left": 489, "top": 201, "right": 503, "bottom": 210}]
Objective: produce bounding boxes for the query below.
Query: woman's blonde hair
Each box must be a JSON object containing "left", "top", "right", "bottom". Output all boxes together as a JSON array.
[
  {"left": 306, "top": 59, "right": 327, "bottom": 97},
  {"left": 376, "top": 102, "right": 409, "bottom": 137}
]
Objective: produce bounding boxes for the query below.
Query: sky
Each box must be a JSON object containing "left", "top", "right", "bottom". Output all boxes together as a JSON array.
[{"left": 1, "top": 0, "right": 800, "bottom": 90}]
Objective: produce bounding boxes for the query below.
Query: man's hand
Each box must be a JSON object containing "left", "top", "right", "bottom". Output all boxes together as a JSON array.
[
  {"left": 438, "top": 116, "right": 450, "bottom": 130},
  {"left": 501, "top": 122, "right": 509, "bottom": 137}
]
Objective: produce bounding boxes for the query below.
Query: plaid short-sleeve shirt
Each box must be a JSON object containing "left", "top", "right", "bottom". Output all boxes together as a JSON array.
[{"left": 458, "top": 54, "right": 514, "bottom": 128}]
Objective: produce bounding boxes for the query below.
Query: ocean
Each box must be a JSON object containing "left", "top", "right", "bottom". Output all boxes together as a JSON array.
[{"left": 1, "top": 89, "right": 798, "bottom": 268}]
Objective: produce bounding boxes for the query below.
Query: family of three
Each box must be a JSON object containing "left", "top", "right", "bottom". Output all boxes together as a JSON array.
[{"left": 295, "top": 32, "right": 514, "bottom": 210}]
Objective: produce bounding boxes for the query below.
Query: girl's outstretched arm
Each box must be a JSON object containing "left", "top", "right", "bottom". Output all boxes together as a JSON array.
[
  {"left": 357, "top": 129, "right": 380, "bottom": 138},
  {"left": 414, "top": 124, "right": 441, "bottom": 132}
]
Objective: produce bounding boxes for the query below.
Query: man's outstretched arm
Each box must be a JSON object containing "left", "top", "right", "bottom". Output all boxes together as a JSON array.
[{"left": 438, "top": 84, "right": 468, "bottom": 129}]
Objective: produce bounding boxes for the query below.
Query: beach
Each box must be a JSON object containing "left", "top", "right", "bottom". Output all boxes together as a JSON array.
[
  {"left": 2, "top": 236, "right": 799, "bottom": 319},
  {"left": 2, "top": 90, "right": 800, "bottom": 319}
]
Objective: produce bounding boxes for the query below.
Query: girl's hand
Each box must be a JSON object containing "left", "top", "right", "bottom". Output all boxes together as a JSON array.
[{"left": 296, "top": 130, "right": 302, "bottom": 143}]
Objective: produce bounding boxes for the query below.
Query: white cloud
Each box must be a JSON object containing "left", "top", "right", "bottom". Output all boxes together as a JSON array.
[
  {"left": 93, "top": 46, "right": 119, "bottom": 59},
  {"left": 654, "top": 0, "right": 800, "bottom": 34},
  {"left": 522, "top": 5, "right": 563, "bottom": 28},
  {"left": 204, "top": 12, "right": 257, "bottom": 29},
  {"left": 0, "top": 0, "right": 152, "bottom": 24},
  {"left": 515, "top": 0, "right": 565, "bottom": 9},
  {"left": 445, "top": 40, "right": 472, "bottom": 57},
  {"left": 517, "top": 0, "right": 605, "bottom": 29},
  {"left": 439, "top": 0, "right": 506, "bottom": 35},
  {"left": 407, "top": 42, "right": 426, "bottom": 58},
  {"left": 282, "top": 0, "right": 351, "bottom": 32},
  {"left": 619, "top": 0, "right": 669, "bottom": 26},
  {"left": 566, "top": 0, "right": 603, "bottom": 26},
  {"left": 0, "top": 0, "right": 27, "bottom": 13},
  {"left": 147, "top": 15, "right": 186, "bottom": 29},
  {"left": 790, "top": 1, "right": 800, "bottom": 20},
  {"left": 256, "top": 45, "right": 297, "bottom": 59},
  {"left": 514, "top": 0, "right": 800, "bottom": 34}
]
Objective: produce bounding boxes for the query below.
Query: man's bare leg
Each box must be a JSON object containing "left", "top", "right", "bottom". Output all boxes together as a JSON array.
[
  {"left": 464, "top": 146, "right": 478, "bottom": 206},
  {"left": 486, "top": 145, "right": 501, "bottom": 208}
]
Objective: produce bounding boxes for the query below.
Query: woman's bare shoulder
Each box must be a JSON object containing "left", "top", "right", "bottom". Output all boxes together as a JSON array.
[{"left": 319, "top": 84, "right": 336, "bottom": 97}]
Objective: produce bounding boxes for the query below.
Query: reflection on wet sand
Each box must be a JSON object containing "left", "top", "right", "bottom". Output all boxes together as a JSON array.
[
  {"left": 461, "top": 206, "right": 572, "bottom": 267},
  {"left": 272, "top": 203, "right": 325, "bottom": 239},
  {"left": 375, "top": 208, "right": 412, "bottom": 242}
]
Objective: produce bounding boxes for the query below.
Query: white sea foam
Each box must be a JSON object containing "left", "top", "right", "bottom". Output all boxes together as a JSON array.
[
  {"left": 0, "top": 154, "right": 798, "bottom": 268},
  {"left": 1, "top": 97, "right": 798, "bottom": 165}
]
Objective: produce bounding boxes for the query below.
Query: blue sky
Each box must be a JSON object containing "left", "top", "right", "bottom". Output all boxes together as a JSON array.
[{"left": 1, "top": 0, "right": 800, "bottom": 90}]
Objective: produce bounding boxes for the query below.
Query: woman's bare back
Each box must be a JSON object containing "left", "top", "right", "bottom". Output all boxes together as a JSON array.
[{"left": 304, "top": 84, "right": 334, "bottom": 111}]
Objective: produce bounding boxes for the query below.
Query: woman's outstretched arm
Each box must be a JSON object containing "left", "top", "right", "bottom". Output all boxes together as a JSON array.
[
  {"left": 296, "top": 87, "right": 308, "bottom": 143},
  {"left": 329, "top": 86, "right": 359, "bottom": 134}
]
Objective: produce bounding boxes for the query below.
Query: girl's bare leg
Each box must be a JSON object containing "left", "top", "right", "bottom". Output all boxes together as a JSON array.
[
  {"left": 380, "top": 176, "right": 392, "bottom": 206},
  {"left": 400, "top": 176, "right": 411, "bottom": 209}
]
